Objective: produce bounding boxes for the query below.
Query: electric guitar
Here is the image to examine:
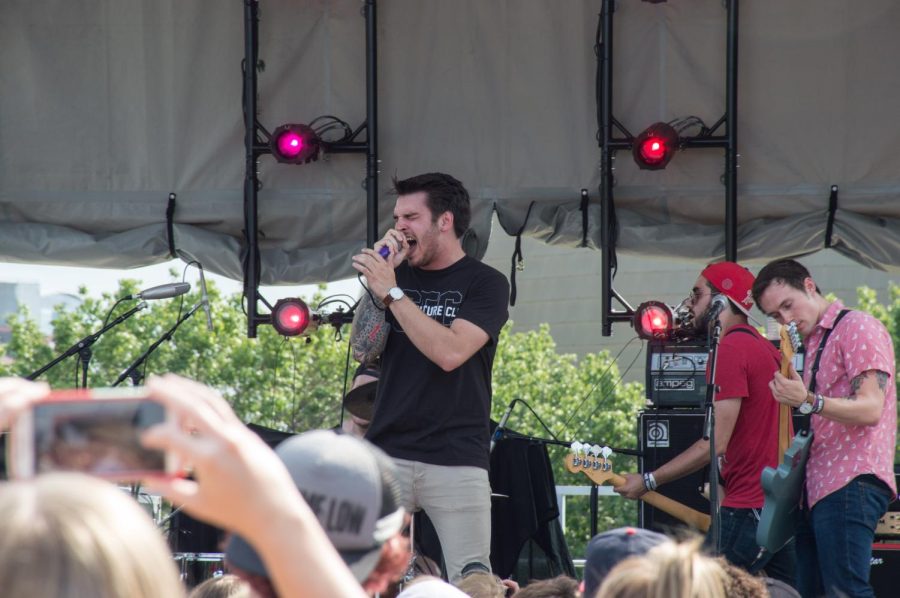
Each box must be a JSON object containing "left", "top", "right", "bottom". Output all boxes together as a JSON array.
[
  {"left": 756, "top": 322, "right": 807, "bottom": 555},
  {"left": 564, "top": 443, "right": 711, "bottom": 532}
]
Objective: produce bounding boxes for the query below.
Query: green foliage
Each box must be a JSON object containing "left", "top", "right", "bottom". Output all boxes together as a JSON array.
[
  {"left": 1, "top": 279, "right": 354, "bottom": 433},
  {"left": 1, "top": 285, "right": 647, "bottom": 560},
  {"left": 7, "top": 279, "right": 898, "bottom": 564},
  {"left": 853, "top": 284, "right": 900, "bottom": 461},
  {"left": 492, "top": 323, "right": 646, "bottom": 557}
]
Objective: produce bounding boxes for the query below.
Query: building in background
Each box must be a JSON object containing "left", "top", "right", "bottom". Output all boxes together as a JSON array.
[
  {"left": 481, "top": 215, "right": 898, "bottom": 384},
  {"left": 0, "top": 281, "right": 81, "bottom": 343}
]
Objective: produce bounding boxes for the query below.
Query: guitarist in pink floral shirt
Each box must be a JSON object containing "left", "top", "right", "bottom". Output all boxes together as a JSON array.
[{"left": 755, "top": 259, "right": 896, "bottom": 598}]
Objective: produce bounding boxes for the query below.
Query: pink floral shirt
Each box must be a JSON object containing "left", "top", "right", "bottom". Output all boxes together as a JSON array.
[{"left": 803, "top": 301, "right": 897, "bottom": 508}]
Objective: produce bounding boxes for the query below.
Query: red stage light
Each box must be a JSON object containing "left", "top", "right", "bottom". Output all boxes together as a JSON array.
[
  {"left": 634, "top": 301, "right": 674, "bottom": 340},
  {"left": 270, "top": 124, "right": 321, "bottom": 164},
  {"left": 632, "top": 122, "right": 679, "bottom": 170},
  {"left": 272, "top": 298, "right": 312, "bottom": 336}
]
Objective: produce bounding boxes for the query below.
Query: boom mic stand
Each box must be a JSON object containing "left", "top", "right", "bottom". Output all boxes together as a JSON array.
[
  {"left": 497, "top": 429, "right": 642, "bottom": 537},
  {"left": 112, "top": 302, "right": 204, "bottom": 387},
  {"left": 703, "top": 315, "right": 724, "bottom": 554},
  {"left": 27, "top": 302, "right": 149, "bottom": 387}
]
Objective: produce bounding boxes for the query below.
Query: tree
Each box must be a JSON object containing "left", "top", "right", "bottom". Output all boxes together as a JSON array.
[
  {"left": 491, "top": 324, "right": 646, "bottom": 557},
  {"left": 0, "top": 278, "right": 356, "bottom": 433},
  {"left": 1, "top": 283, "right": 646, "bottom": 560},
  {"left": 854, "top": 284, "right": 900, "bottom": 461}
]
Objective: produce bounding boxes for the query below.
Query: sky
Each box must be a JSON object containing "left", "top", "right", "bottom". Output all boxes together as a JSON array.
[{"left": 0, "top": 259, "right": 361, "bottom": 308}]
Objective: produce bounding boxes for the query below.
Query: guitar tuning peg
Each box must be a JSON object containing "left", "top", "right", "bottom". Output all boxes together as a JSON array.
[
  {"left": 571, "top": 441, "right": 583, "bottom": 454},
  {"left": 600, "top": 446, "right": 613, "bottom": 459},
  {"left": 590, "top": 444, "right": 602, "bottom": 457}
]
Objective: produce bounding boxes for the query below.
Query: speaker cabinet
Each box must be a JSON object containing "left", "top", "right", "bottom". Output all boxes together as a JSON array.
[
  {"left": 870, "top": 542, "right": 900, "bottom": 597},
  {"left": 638, "top": 410, "right": 710, "bottom": 532}
]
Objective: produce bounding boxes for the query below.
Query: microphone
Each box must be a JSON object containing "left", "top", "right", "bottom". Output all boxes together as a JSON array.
[
  {"left": 378, "top": 245, "right": 391, "bottom": 259},
  {"left": 708, "top": 294, "right": 730, "bottom": 319},
  {"left": 490, "top": 399, "right": 518, "bottom": 453},
  {"left": 199, "top": 265, "right": 213, "bottom": 332},
  {"left": 128, "top": 282, "right": 191, "bottom": 301}
]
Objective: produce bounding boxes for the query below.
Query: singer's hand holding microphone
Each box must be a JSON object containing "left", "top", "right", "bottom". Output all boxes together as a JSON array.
[
  {"left": 351, "top": 229, "right": 407, "bottom": 299},
  {"left": 374, "top": 229, "right": 408, "bottom": 267}
]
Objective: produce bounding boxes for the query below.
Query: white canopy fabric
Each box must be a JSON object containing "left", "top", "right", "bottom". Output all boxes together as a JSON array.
[{"left": 2, "top": 1, "right": 898, "bottom": 284}]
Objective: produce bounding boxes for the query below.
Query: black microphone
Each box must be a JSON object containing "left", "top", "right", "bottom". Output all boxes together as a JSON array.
[
  {"left": 708, "top": 294, "right": 729, "bottom": 319},
  {"left": 127, "top": 282, "right": 191, "bottom": 301},
  {"left": 490, "top": 399, "right": 518, "bottom": 453},
  {"left": 199, "top": 265, "right": 213, "bottom": 332}
]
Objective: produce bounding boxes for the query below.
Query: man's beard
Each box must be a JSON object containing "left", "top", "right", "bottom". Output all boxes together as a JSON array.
[{"left": 692, "top": 304, "right": 718, "bottom": 333}]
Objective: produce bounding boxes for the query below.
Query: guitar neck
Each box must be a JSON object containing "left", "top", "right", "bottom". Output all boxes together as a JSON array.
[
  {"left": 608, "top": 473, "right": 711, "bottom": 532},
  {"left": 778, "top": 328, "right": 796, "bottom": 460}
]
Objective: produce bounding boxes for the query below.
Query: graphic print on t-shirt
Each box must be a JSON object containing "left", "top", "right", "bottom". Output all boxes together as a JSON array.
[{"left": 393, "top": 289, "right": 463, "bottom": 331}]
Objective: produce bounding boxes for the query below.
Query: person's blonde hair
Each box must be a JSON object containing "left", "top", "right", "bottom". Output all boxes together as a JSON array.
[
  {"left": 595, "top": 537, "right": 727, "bottom": 598},
  {"left": 189, "top": 574, "right": 252, "bottom": 598},
  {"left": 0, "top": 473, "right": 185, "bottom": 598},
  {"left": 454, "top": 570, "right": 507, "bottom": 598}
]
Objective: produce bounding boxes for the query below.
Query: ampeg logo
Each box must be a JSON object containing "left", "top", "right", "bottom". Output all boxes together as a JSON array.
[{"left": 646, "top": 420, "right": 670, "bottom": 448}]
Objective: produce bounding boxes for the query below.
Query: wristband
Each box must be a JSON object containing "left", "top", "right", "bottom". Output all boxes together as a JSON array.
[
  {"left": 812, "top": 393, "right": 825, "bottom": 414},
  {"left": 643, "top": 472, "right": 658, "bottom": 492}
]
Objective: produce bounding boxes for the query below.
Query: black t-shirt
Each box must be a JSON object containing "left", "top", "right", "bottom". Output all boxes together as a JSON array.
[{"left": 365, "top": 255, "right": 510, "bottom": 470}]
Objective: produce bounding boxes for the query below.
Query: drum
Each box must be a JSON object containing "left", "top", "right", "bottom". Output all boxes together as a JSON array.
[{"left": 173, "top": 552, "right": 226, "bottom": 588}]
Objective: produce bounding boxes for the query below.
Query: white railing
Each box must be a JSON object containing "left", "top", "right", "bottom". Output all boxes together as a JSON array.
[{"left": 555, "top": 484, "right": 621, "bottom": 571}]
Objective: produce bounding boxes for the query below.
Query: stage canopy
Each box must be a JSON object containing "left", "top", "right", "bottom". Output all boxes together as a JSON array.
[{"left": 2, "top": 1, "right": 899, "bottom": 284}]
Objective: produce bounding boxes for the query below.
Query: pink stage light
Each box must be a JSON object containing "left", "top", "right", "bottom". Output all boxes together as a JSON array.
[{"left": 270, "top": 124, "right": 320, "bottom": 164}]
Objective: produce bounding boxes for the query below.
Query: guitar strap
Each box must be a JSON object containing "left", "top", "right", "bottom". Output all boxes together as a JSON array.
[
  {"left": 724, "top": 326, "right": 780, "bottom": 368},
  {"left": 724, "top": 326, "right": 787, "bottom": 459},
  {"left": 796, "top": 309, "right": 850, "bottom": 433}
]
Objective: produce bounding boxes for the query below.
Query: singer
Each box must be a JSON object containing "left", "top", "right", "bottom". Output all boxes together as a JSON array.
[
  {"left": 349, "top": 172, "right": 509, "bottom": 582},
  {"left": 615, "top": 262, "right": 796, "bottom": 587}
]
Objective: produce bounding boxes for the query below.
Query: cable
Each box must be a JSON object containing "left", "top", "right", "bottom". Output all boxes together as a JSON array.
[
  {"left": 337, "top": 338, "right": 354, "bottom": 429},
  {"left": 102, "top": 297, "right": 127, "bottom": 330},
  {"left": 287, "top": 339, "right": 301, "bottom": 430},
  {"left": 559, "top": 335, "right": 643, "bottom": 433},
  {"left": 308, "top": 115, "right": 353, "bottom": 143},
  {"left": 357, "top": 273, "right": 385, "bottom": 311},
  {"left": 271, "top": 337, "right": 289, "bottom": 428},
  {"left": 513, "top": 399, "right": 560, "bottom": 442},
  {"left": 568, "top": 338, "right": 646, "bottom": 443},
  {"left": 316, "top": 295, "right": 358, "bottom": 311},
  {"left": 668, "top": 115, "right": 709, "bottom": 137}
]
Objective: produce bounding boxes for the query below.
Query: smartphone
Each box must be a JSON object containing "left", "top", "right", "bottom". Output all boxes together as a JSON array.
[{"left": 8, "top": 387, "right": 173, "bottom": 481}]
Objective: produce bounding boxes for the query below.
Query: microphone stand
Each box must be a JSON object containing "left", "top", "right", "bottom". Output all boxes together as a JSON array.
[
  {"left": 703, "top": 315, "right": 724, "bottom": 554},
  {"left": 111, "top": 302, "right": 203, "bottom": 387},
  {"left": 501, "top": 430, "right": 643, "bottom": 456},
  {"left": 497, "top": 429, "right": 642, "bottom": 536},
  {"left": 27, "top": 302, "right": 149, "bottom": 385}
]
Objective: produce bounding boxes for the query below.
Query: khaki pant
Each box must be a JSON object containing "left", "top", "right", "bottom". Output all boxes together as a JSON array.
[{"left": 392, "top": 458, "right": 492, "bottom": 582}]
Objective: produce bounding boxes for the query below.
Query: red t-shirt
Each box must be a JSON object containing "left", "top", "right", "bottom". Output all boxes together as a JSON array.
[{"left": 714, "top": 324, "right": 787, "bottom": 509}]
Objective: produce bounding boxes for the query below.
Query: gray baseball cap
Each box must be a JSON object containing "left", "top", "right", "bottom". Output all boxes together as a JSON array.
[
  {"left": 226, "top": 429, "right": 405, "bottom": 583},
  {"left": 583, "top": 526, "right": 668, "bottom": 598}
]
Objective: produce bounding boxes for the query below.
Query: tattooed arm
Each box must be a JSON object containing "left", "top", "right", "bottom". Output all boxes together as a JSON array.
[
  {"left": 814, "top": 369, "right": 890, "bottom": 426},
  {"left": 350, "top": 293, "right": 389, "bottom": 364}
]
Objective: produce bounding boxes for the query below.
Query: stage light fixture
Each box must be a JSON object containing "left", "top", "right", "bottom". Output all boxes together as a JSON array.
[
  {"left": 632, "top": 122, "right": 679, "bottom": 170},
  {"left": 270, "top": 124, "right": 321, "bottom": 164},
  {"left": 271, "top": 298, "right": 313, "bottom": 337},
  {"left": 633, "top": 301, "right": 675, "bottom": 340}
]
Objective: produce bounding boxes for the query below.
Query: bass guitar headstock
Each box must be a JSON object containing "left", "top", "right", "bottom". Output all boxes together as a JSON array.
[
  {"left": 564, "top": 441, "right": 615, "bottom": 486},
  {"left": 779, "top": 322, "right": 801, "bottom": 375}
]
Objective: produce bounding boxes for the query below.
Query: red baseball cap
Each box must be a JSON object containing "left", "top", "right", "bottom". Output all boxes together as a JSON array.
[{"left": 700, "top": 261, "right": 755, "bottom": 316}]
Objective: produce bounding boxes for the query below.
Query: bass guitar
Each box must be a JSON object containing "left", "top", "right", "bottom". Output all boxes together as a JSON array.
[
  {"left": 756, "top": 322, "right": 807, "bottom": 555},
  {"left": 564, "top": 443, "right": 711, "bottom": 532}
]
